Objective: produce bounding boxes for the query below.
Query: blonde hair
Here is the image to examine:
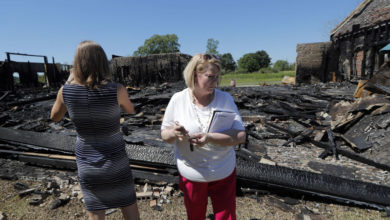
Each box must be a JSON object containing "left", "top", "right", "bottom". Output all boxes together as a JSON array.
[
  {"left": 72, "top": 40, "right": 110, "bottom": 89},
  {"left": 183, "top": 54, "right": 221, "bottom": 89}
]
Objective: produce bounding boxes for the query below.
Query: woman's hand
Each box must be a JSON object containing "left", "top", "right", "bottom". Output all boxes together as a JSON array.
[
  {"left": 161, "top": 122, "right": 190, "bottom": 144},
  {"left": 189, "top": 133, "right": 209, "bottom": 147},
  {"left": 190, "top": 130, "right": 246, "bottom": 148},
  {"left": 172, "top": 123, "right": 190, "bottom": 141}
]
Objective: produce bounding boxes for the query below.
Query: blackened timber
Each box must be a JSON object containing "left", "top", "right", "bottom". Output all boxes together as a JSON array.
[
  {"left": 265, "top": 121, "right": 299, "bottom": 136},
  {"left": 235, "top": 147, "right": 262, "bottom": 162},
  {"left": 0, "top": 91, "right": 10, "bottom": 101},
  {"left": 3, "top": 129, "right": 390, "bottom": 208},
  {"left": 310, "top": 139, "right": 390, "bottom": 172},
  {"left": 0, "top": 149, "right": 178, "bottom": 183},
  {"left": 0, "top": 127, "right": 75, "bottom": 153},
  {"left": 326, "top": 128, "right": 339, "bottom": 160},
  {"left": 247, "top": 130, "right": 289, "bottom": 141},
  {"left": 265, "top": 122, "right": 390, "bottom": 172},
  {"left": 236, "top": 158, "right": 390, "bottom": 209},
  {"left": 132, "top": 170, "right": 178, "bottom": 184},
  {"left": 126, "top": 143, "right": 390, "bottom": 208},
  {"left": 6, "top": 94, "right": 57, "bottom": 107},
  {"left": 282, "top": 127, "right": 314, "bottom": 147}
]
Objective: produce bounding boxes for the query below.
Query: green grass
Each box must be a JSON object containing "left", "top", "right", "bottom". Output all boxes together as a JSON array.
[
  {"left": 38, "top": 74, "right": 46, "bottom": 83},
  {"left": 220, "top": 70, "right": 295, "bottom": 87}
]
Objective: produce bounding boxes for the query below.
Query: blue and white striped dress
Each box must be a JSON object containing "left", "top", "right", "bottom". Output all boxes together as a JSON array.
[{"left": 62, "top": 82, "right": 136, "bottom": 211}]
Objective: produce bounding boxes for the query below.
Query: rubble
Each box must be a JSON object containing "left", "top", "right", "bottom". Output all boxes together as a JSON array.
[{"left": 2, "top": 78, "right": 390, "bottom": 212}]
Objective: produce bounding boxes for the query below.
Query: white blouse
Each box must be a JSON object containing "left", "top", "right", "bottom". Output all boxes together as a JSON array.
[{"left": 161, "top": 88, "right": 244, "bottom": 182}]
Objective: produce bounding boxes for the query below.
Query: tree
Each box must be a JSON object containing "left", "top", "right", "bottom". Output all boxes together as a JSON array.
[
  {"left": 206, "top": 38, "right": 219, "bottom": 55},
  {"left": 290, "top": 62, "right": 296, "bottom": 71},
  {"left": 273, "top": 60, "right": 290, "bottom": 72},
  {"left": 255, "top": 50, "right": 271, "bottom": 68},
  {"left": 133, "top": 34, "right": 180, "bottom": 56},
  {"left": 238, "top": 53, "right": 260, "bottom": 72},
  {"left": 220, "top": 53, "right": 236, "bottom": 72},
  {"left": 237, "top": 50, "right": 271, "bottom": 72}
]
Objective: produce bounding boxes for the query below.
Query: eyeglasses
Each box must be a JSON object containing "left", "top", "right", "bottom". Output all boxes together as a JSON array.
[
  {"left": 202, "top": 73, "right": 219, "bottom": 81},
  {"left": 202, "top": 54, "right": 220, "bottom": 61}
]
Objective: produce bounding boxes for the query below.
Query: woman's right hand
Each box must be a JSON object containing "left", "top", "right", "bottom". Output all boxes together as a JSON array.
[
  {"left": 171, "top": 122, "right": 189, "bottom": 141},
  {"left": 161, "top": 122, "right": 190, "bottom": 144}
]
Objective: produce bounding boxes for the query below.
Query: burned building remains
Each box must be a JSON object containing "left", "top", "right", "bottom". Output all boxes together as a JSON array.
[
  {"left": 0, "top": 52, "right": 192, "bottom": 91},
  {"left": 296, "top": 0, "right": 390, "bottom": 84},
  {"left": 110, "top": 53, "right": 191, "bottom": 87},
  {"left": 0, "top": 52, "right": 71, "bottom": 91}
]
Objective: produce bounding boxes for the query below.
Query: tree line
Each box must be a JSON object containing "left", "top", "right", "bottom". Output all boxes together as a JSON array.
[{"left": 132, "top": 34, "right": 295, "bottom": 73}]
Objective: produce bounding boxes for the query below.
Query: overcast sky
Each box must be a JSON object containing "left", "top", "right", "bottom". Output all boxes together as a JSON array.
[{"left": 0, "top": 0, "right": 362, "bottom": 65}]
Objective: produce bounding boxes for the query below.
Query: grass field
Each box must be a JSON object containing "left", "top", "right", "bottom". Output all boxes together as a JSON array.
[{"left": 220, "top": 70, "right": 295, "bottom": 87}]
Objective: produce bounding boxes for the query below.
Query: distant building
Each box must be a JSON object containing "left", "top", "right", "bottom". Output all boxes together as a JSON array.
[
  {"left": 296, "top": 0, "right": 390, "bottom": 84},
  {"left": 110, "top": 53, "right": 191, "bottom": 87}
]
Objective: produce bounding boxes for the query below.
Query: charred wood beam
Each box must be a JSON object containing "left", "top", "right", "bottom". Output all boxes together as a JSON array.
[
  {"left": 265, "top": 121, "right": 299, "bottom": 136},
  {"left": 309, "top": 139, "right": 390, "bottom": 172},
  {"left": 235, "top": 147, "right": 262, "bottom": 162},
  {"left": 0, "top": 127, "right": 75, "bottom": 153},
  {"left": 265, "top": 122, "right": 390, "bottom": 172},
  {"left": 237, "top": 159, "right": 390, "bottom": 211},
  {"left": 2, "top": 137, "right": 390, "bottom": 209},
  {"left": 374, "top": 83, "right": 390, "bottom": 96},
  {"left": 247, "top": 130, "right": 289, "bottom": 141},
  {"left": 326, "top": 128, "right": 339, "bottom": 160},
  {"left": 127, "top": 143, "right": 390, "bottom": 208},
  {"left": 6, "top": 94, "right": 57, "bottom": 108},
  {"left": 0, "top": 149, "right": 178, "bottom": 184},
  {"left": 0, "top": 91, "right": 10, "bottom": 101},
  {"left": 318, "top": 129, "right": 339, "bottom": 160},
  {"left": 282, "top": 128, "right": 313, "bottom": 147},
  {"left": 3, "top": 128, "right": 390, "bottom": 209}
]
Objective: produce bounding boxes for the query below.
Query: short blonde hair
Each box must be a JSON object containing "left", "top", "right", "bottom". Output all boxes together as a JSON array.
[
  {"left": 73, "top": 40, "right": 109, "bottom": 89},
  {"left": 183, "top": 54, "right": 221, "bottom": 89}
]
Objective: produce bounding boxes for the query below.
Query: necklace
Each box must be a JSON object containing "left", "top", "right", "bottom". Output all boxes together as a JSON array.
[{"left": 190, "top": 91, "right": 213, "bottom": 133}]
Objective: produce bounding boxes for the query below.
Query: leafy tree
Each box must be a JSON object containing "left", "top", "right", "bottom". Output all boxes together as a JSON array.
[
  {"left": 220, "top": 53, "right": 236, "bottom": 72},
  {"left": 206, "top": 38, "right": 219, "bottom": 55},
  {"left": 255, "top": 50, "right": 271, "bottom": 68},
  {"left": 238, "top": 50, "right": 271, "bottom": 72},
  {"left": 238, "top": 53, "right": 261, "bottom": 72},
  {"left": 133, "top": 34, "right": 180, "bottom": 56},
  {"left": 273, "top": 60, "right": 290, "bottom": 72}
]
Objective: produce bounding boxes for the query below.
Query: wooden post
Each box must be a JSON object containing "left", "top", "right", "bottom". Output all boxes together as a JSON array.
[
  {"left": 6, "top": 52, "right": 11, "bottom": 62},
  {"left": 52, "top": 57, "right": 57, "bottom": 86},
  {"left": 43, "top": 56, "right": 49, "bottom": 87}
]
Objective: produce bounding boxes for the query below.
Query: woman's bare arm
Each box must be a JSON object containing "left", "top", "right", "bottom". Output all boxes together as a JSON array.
[
  {"left": 117, "top": 84, "right": 134, "bottom": 114},
  {"left": 50, "top": 87, "right": 67, "bottom": 122}
]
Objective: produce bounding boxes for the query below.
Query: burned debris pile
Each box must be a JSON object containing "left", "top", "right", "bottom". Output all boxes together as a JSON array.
[
  {"left": 110, "top": 53, "right": 191, "bottom": 87},
  {"left": 1, "top": 79, "right": 390, "bottom": 210}
]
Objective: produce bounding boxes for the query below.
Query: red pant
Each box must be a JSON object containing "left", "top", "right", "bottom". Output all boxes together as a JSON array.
[{"left": 179, "top": 169, "right": 236, "bottom": 220}]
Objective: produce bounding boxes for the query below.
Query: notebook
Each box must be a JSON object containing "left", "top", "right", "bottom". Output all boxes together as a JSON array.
[{"left": 207, "top": 110, "right": 237, "bottom": 133}]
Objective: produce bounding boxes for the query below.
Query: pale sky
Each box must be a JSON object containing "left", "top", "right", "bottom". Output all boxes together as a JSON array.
[{"left": 1, "top": 0, "right": 363, "bottom": 65}]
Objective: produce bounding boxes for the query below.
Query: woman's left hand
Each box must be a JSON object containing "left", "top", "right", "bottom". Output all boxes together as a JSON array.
[{"left": 189, "top": 133, "right": 209, "bottom": 147}]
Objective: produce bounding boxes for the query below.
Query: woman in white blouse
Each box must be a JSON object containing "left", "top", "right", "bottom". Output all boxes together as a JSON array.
[{"left": 161, "top": 54, "right": 246, "bottom": 220}]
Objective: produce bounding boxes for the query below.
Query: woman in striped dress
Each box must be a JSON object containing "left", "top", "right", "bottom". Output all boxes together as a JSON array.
[{"left": 50, "top": 40, "right": 140, "bottom": 220}]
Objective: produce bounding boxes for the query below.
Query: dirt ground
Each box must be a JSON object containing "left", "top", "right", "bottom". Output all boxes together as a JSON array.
[{"left": 0, "top": 178, "right": 388, "bottom": 220}]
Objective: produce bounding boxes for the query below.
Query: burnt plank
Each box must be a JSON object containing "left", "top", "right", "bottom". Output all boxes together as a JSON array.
[{"left": 0, "top": 127, "right": 75, "bottom": 153}]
